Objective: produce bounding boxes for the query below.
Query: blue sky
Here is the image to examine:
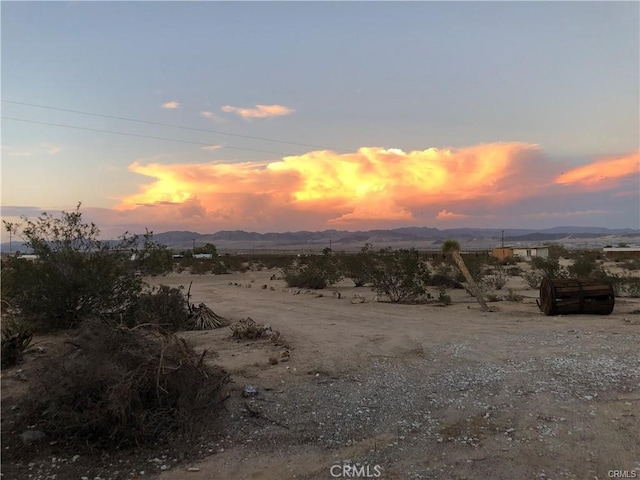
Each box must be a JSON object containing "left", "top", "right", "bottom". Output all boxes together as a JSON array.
[{"left": 2, "top": 1, "right": 639, "bottom": 238}]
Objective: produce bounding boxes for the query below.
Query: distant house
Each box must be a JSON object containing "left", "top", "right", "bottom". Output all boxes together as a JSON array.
[
  {"left": 512, "top": 247, "right": 549, "bottom": 260},
  {"left": 193, "top": 253, "right": 213, "bottom": 260},
  {"left": 17, "top": 254, "right": 39, "bottom": 261},
  {"left": 603, "top": 247, "right": 640, "bottom": 259}
]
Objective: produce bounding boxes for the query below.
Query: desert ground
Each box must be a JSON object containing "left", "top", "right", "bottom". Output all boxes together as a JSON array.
[{"left": 3, "top": 267, "right": 639, "bottom": 480}]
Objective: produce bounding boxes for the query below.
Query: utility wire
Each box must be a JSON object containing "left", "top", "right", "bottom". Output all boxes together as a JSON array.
[
  {"left": 2, "top": 100, "right": 351, "bottom": 152},
  {"left": 2, "top": 117, "right": 296, "bottom": 156}
]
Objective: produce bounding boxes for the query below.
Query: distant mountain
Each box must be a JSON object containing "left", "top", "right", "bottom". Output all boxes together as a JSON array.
[{"left": 2, "top": 226, "right": 638, "bottom": 254}]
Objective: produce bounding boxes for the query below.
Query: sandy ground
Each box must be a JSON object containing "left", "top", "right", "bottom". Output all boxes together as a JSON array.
[
  {"left": 2, "top": 268, "right": 639, "bottom": 480},
  {"left": 149, "top": 270, "right": 640, "bottom": 480}
]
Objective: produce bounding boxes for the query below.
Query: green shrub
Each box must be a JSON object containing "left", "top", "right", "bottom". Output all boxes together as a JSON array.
[
  {"left": 1, "top": 205, "right": 171, "bottom": 330},
  {"left": 531, "top": 256, "right": 566, "bottom": 278},
  {"left": 338, "top": 243, "right": 377, "bottom": 287},
  {"left": 282, "top": 253, "right": 342, "bottom": 289},
  {"left": 129, "top": 285, "right": 191, "bottom": 331},
  {"left": 370, "top": 248, "right": 430, "bottom": 303},
  {"left": 523, "top": 271, "right": 543, "bottom": 289}
]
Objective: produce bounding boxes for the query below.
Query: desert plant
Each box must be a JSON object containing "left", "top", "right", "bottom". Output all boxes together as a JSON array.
[
  {"left": 567, "top": 255, "right": 602, "bottom": 278},
  {"left": 370, "top": 248, "right": 430, "bottom": 303},
  {"left": 523, "top": 270, "right": 544, "bottom": 289},
  {"left": 504, "top": 289, "right": 524, "bottom": 302},
  {"left": 282, "top": 252, "right": 342, "bottom": 289},
  {"left": 441, "top": 240, "right": 489, "bottom": 311},
  {"left": 531, "top": 256, "right": 566, "bottom": 278},
  {"left": 437, "top": 288, "right": 452, "bottom": 305},
  {"left": 128, "top": 285, "right": 191, "bottom": 331},
  {"left": 1, "top": 318, "right": 34, "bottom": 369},
  {"left": 0, "top": 205, "right": 177, "bottom": 330},
  {"left": 338, "top": 243, "right": 377, "bottom": 287},
  {"left": 19, "top": 319, "right": 229, "bottom": 449},
  {"left": 484, "top": 266, "right": 507, "bottom": 290}
]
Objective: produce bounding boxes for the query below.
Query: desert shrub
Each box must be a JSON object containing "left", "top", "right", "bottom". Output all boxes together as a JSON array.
[
  {"left": 506, "top": 265, "right": 524, "bottom": 276},
  {"left": 1, "top": 318, "right": 34, "bottom": 369},
  {"left": 546, "top": 243, "right": 569, "bottom": 259},
  {"left": 483, "top": 266, "right": 507, "bottom": 290},
  {"left": 338, "top": 243, "right": 377, "bottom": 287},
  {"left": 567, "top": 255, "right": 602, "bottom": 278},
  {"left": 1, "top": 205, "right": 174, "bottom": 330},
  {"left": 19, "top": 319, "right": 229, "bottom": 449},
  {"left": 619, "top": 258, "right": 640, "bottom": 271},
  {"left": 486, "top": 293, "right": 502, "bottom": 302},
  {"left": 370, "top": 248, "right": 430, "bottom": 303},
  {"left": 606, "top": 272, "right": 640, "bottom": 297},
  {"left": 133, "top": 230, "right": 174, "bottom": 276},
  {"left": 282, "top": 253, "right": 342, "bottom": 289},
  {"left": 437, "top": 289, "right": 452, "bottom": 305},
  {"left": 523, "top": 270, "right": 544, "bottom": 289},
  {"left": 504, "top": 289, "right": 524, "bottom": 302},
  {"left": 190, "top": 259, "right": 215, "bottom": 275},
  {"left": 128, "top": 285, "right": 190, "bottom": 331},
  {"left": 531, "top": 256, "right": 566, "bottom": 278}
]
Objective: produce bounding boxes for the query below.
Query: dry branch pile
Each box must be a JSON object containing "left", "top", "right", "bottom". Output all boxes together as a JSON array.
[
  {"left": 19, "top": 319, "right": 229, "bottom": 449},
  {"left": 188, "top": 302, "right": 227, "bottom": 330}
]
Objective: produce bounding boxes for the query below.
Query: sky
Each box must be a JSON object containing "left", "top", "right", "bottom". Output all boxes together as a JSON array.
[{"left": 1, "top": 1, "right": 639, "bottom": 241}]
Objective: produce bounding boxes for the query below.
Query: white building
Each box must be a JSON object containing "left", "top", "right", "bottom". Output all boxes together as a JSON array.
[{"left": 512, "top": 247, "right": 549, "bottom": 260}]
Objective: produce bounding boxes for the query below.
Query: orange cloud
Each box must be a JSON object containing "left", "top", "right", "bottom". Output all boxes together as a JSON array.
[
  {"left": 436, "top": 210, "right": 468, "bottom": 220},
  {"left": 162, "top": 101, "right": 180, "bottom": 109},
  {"left": 221, "top": 104, "right": 294, "bottom": 119},
  {"left": 117, "top": 143, "right": 546, "bottom": 228},
  {"left": 555, "top": 152, "right": 639, "bottom": 187}
]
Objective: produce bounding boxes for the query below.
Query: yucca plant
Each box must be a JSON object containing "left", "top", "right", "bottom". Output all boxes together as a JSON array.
[
  {"left": 441, "top": 239, "right": 489, "bottom": 311},
  {"left": 1, "top": 318, "right": 34, "bottom": 369}
]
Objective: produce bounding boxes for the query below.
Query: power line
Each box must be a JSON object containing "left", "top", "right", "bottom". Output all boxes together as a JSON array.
[
  {"left": 1, "top": 117, "right": 296, "bottom": 156},
  {"left": 2, "top": 100, "right": 351, "bottom": 153}
]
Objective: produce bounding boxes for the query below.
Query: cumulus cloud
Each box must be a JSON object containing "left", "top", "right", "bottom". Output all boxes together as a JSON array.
[
  {"left": 221, "top": 104, "right": 294, "bottom": 119},
  {"left": 116, "top": 143, "right": 555, "bottom": 230},
  {"left": 161, "top": 101, "right": 180, "bottom": 109}
]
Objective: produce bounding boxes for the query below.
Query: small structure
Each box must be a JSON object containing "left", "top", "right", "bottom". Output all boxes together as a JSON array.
[
  {"left": 512, "top": 246, "right": 549, "bottom": 260},
  {"left": 538, "top": 277, "right": 615, "bottom": 316},
  {"left": 492, "top": 247, "right": 514, "bottom": 261},
  {"left": 17, "top": 254, "right": 39, "bottom": 261},
  {"left": 603, "top": 246, "right": 640, "bottom": 259},
  {"left": 193, "top": 253, "right": 213, "bottom": 260}
]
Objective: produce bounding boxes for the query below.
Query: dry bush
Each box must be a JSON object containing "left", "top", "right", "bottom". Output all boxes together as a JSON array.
[
  {"left": 230, "top": 317, "right": 267, "bottom": 339},
  {"left": 19, "top": 319, "right": 229, "bottom": 450}
]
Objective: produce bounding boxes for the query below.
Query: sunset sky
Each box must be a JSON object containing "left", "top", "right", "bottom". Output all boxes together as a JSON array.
[{"left": 2, "top": 1, "right": 639, "bottom": 241}]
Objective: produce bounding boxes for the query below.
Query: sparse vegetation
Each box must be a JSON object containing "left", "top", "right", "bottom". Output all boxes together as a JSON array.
[
  {"left": 282, "top": 251, "right": 342, "bottom": 289},
  {"left": 338, "top": 243, "right": 376, "bottom": 287},
  {"left": 18, "top": 319, "right": 229, "bottom": 450},
  {"left": 1, "top": 205, "right": 149, "bottom": 329},
  {"left": 368, "top": 248, "right": 430, "bottom": 303}
]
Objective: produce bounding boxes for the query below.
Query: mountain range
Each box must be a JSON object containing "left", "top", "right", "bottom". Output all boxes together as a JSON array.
[{"left": 2, "top": 226, "right": 638, "bottom": 254}]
